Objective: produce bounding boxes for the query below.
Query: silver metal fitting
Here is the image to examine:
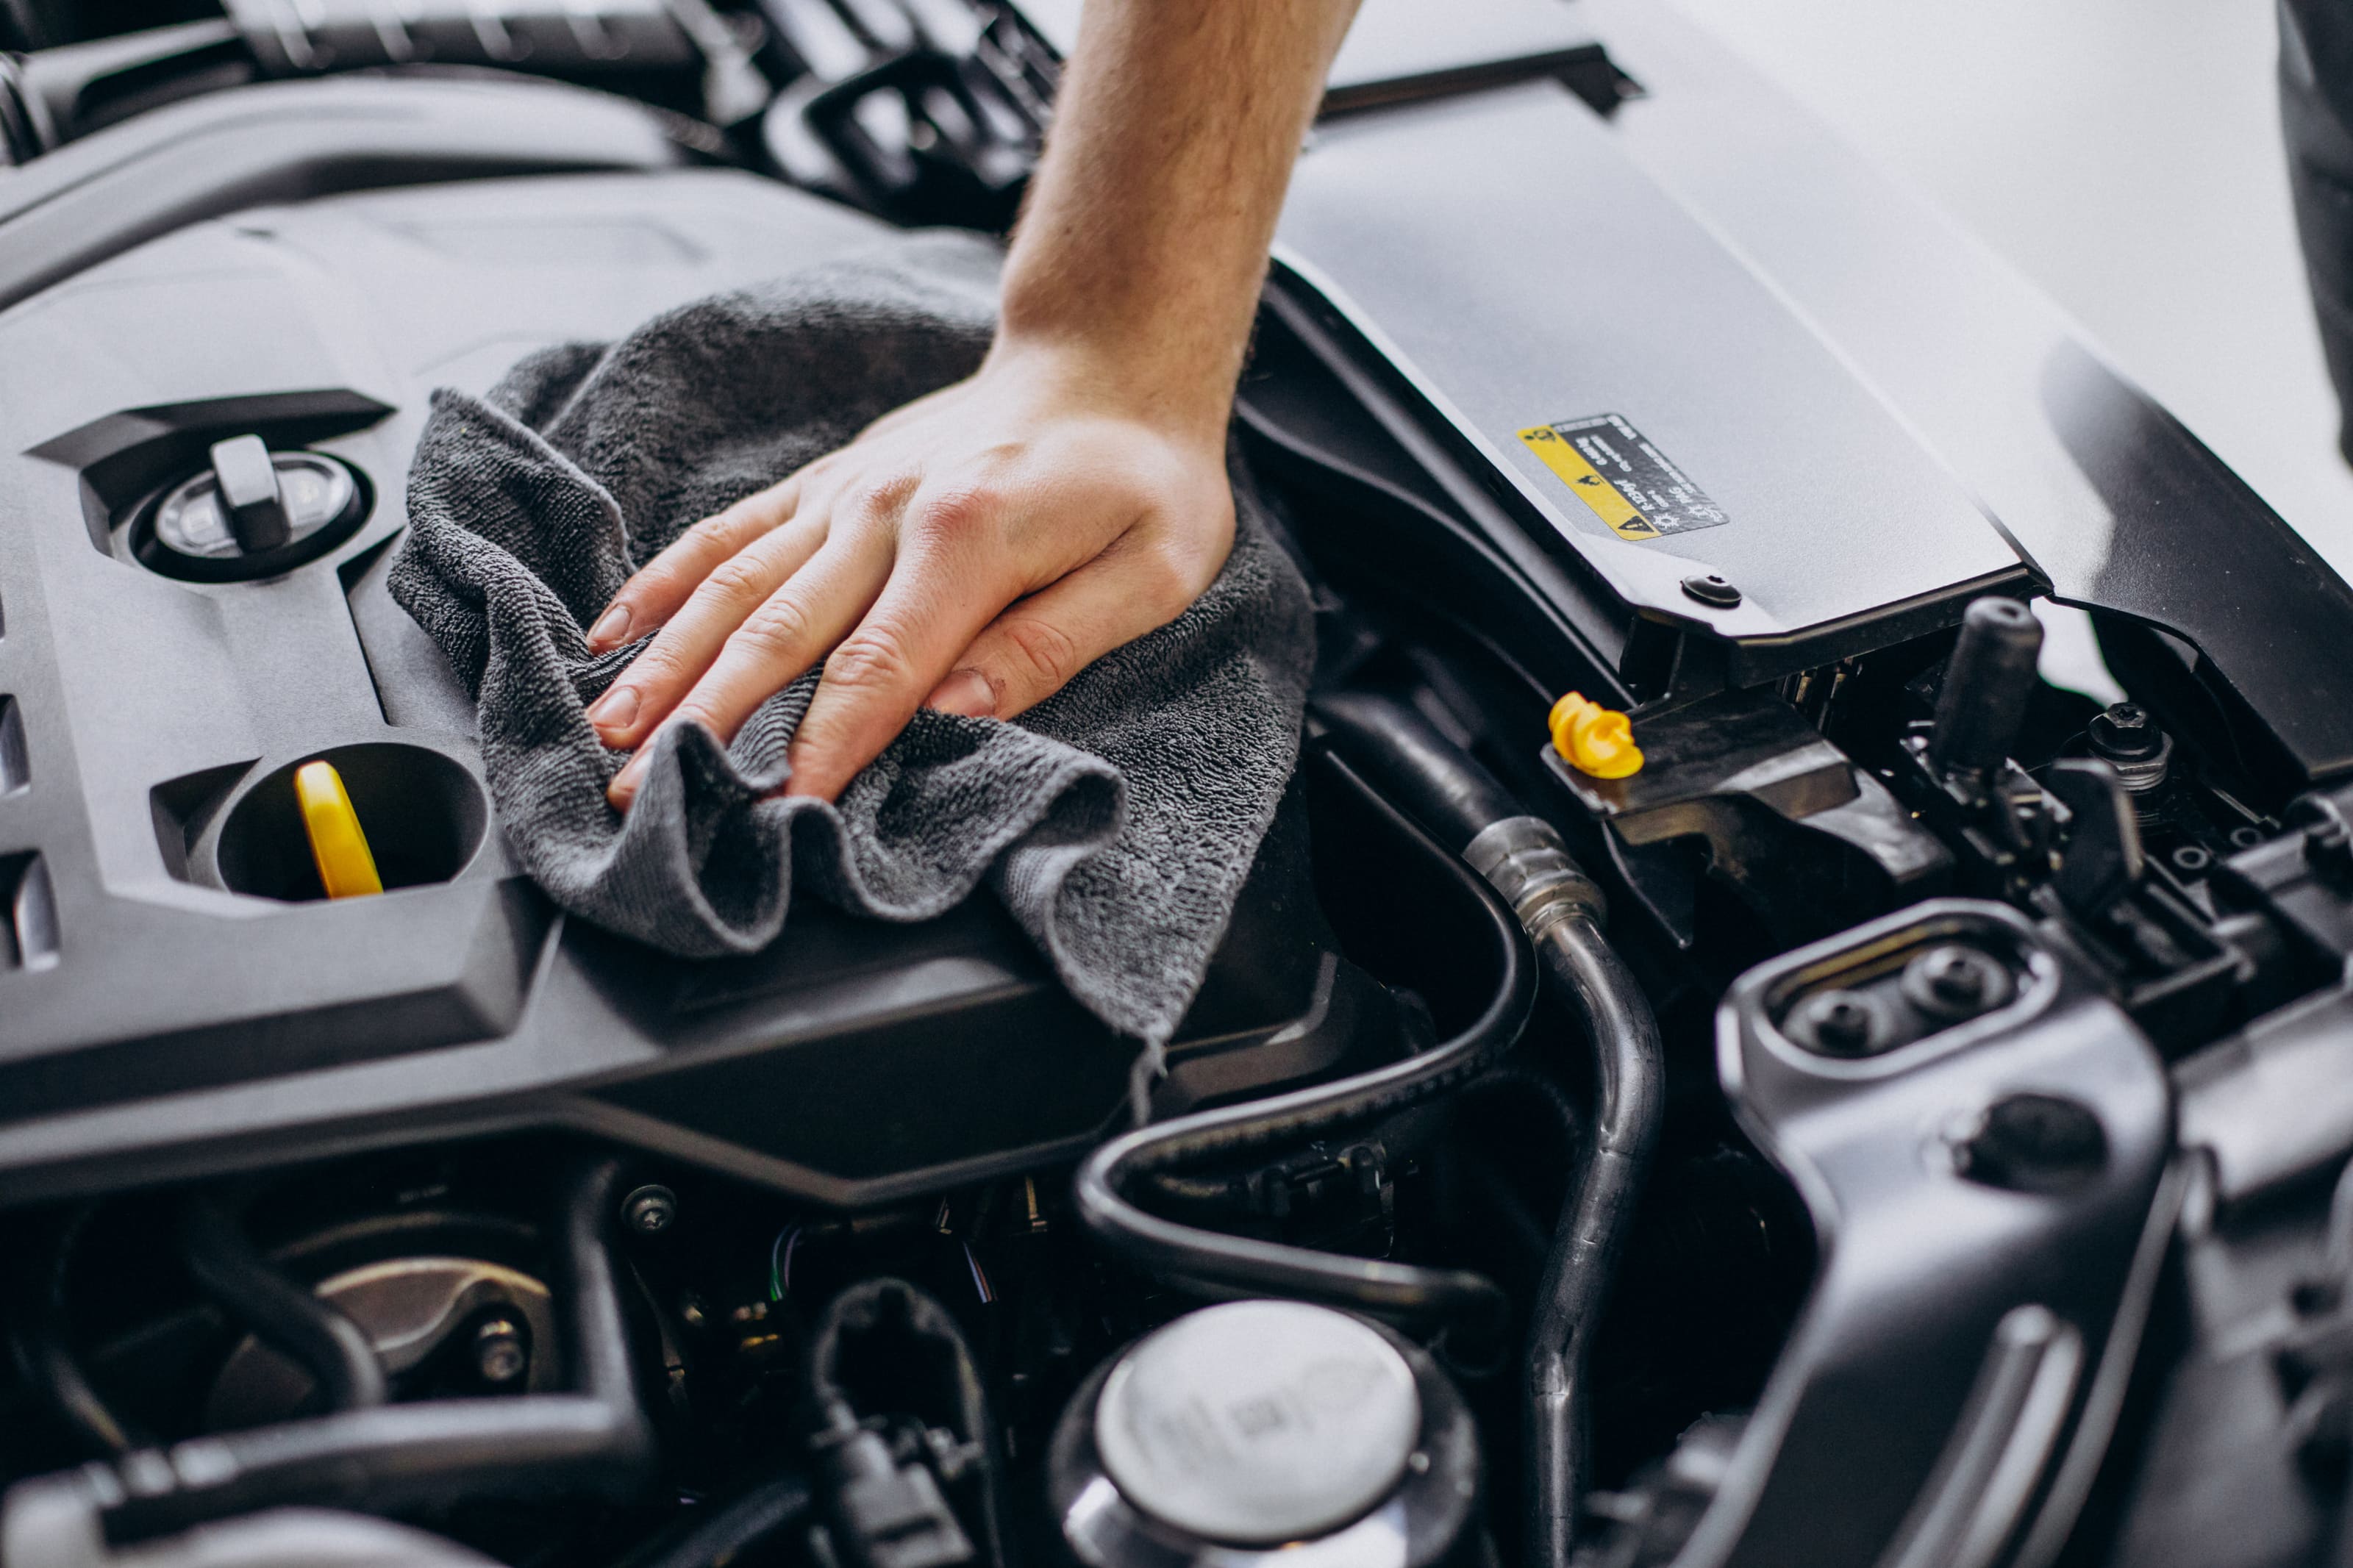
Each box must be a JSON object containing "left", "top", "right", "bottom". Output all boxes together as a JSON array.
[{"left": 1463, "top": 816, "right": 1605, "bottom": 937}]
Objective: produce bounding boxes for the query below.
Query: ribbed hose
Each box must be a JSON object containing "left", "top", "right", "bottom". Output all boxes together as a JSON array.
[
  {"left": 1312, "top": 690, "right": 1664, "bottom": 1568},
  {"left": 1524, "top": 915, "right": 1664, "bottom": 1568},
  {"left": 1073, "top": 759, "right": 1537, "bottom": 1347},
  {"left": 180, "top": 1195, "right": 388, "bottom": 1414}
]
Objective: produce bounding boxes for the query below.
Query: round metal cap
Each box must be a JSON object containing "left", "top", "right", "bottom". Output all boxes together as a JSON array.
[
  {"left": 154, "top": 453, "right": 357, "bottom": 560},
  {"left": 1093, "top": 1300, "right": 1421, "bottom": 1547}
]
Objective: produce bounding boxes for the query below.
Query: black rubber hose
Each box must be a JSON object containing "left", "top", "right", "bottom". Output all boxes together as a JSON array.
[
  {"left": 1311, "top": 689, "right": 1663, "bottom": 1568},
  {"left": 620, "top": 1477, "right": 815, "bottom": 1568},
  {"left": 1524, "top": 915, "right": 1664, "bottom": 1568},
  {"left": 50, "top": 1158, "right": 654, "bottom": 1544},
  {"left": 6, "top": 1206, "right": 143, "bottom": 1456},
  {"left": 1311, "top": 690, "right": 1523, "bottom": 851},
  {"left": 1074, "top": 761, "right": 1537, "bottom": 1345},
  {"left": 180, "top": 1194, "right": 388, "bottom": 1414}
]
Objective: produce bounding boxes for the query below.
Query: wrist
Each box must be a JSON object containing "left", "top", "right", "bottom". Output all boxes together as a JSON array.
[{"left": 981, "top": 320, "right": 1241, "bottom": 449}]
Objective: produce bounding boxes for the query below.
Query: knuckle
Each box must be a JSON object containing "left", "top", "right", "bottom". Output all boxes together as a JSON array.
[
  {"left": 621, "top": 639, "right": 688, "bottom": 690},
  {"left": 999, "top": 615, "right": 1081, "bottom": 691},
  {"left": 840, "top": 471, "right": 919, "bottom": 526},
  {"left": 729, "top": 597, "right": 813, "bottom": 666},
  {"left": 1132, "top": 547, "right": 1201, "bottom": 620},
  {"left": 909, "top": 485, "right": 997, "bottom": 543},
  {"left": 824, "top": 624, "right": 918, "bottom": 693},
  {"left": 702, "top": 551, "right": 774, "bottom": 606},
  {"left": 686, "top": 513, "right": 740, "bottom": 549}
]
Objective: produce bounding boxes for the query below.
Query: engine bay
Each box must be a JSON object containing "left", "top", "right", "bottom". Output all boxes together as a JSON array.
[{"left": 5, "top": 4, "right": 2353, "bottom": 1567}]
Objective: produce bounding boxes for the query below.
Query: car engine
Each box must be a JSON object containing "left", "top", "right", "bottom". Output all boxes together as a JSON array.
[{"left": 4, "top": 4, "right": 2353, "bottom": 1567}]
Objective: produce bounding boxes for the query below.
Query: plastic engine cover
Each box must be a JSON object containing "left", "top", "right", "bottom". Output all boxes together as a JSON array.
[{"left": 0, "top": 165, "right": 1410, "bottom": 1209}]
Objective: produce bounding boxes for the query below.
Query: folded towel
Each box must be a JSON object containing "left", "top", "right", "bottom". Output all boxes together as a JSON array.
[{"left": 390, "top": 232, "right": 1315, "bottom": 1046}]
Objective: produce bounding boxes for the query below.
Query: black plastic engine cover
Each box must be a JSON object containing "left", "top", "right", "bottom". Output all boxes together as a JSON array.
[{"left": 0, "top": 148, "right": 1416, "bottom": 1209}]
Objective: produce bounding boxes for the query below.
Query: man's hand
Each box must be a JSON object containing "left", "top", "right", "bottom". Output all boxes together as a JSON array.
[
  {"left": 586, "top": 343, "right": 1234, "bottom": 807},
  {"left": 588, "top": 0, "right": 1360, "bottom": 809}
]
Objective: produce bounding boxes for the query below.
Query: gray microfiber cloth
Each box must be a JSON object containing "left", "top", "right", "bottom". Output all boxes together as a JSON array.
[{"left": 389, "top": 232, "right": 1315, "bottom": 1047}]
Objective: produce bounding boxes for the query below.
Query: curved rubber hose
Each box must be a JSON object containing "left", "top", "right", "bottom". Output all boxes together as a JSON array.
[
  {"left": 53, "top": 1159, "right": 653, "bottom": 1543},
  {"left": 620, "top": 1478, "right": 815, "bottom": 1568},
  {"left": 6, "top": 1206, "right": 144, "bottom": 1456},
  {"left": 1309, "top": 687, "right": 1662, "bottom": 1564},
  {"left": 1525, "top": 915, "right": 1665, "bottom": 1568},
  {"left": 180, "top": 1195, "right": 388, "bottom": 1414},
  {"left": 1310, "top": 690, "right": 1522, "bottom": 852},
  {"left": 1074, "top": 773, "right": 1536, "bottom": 1342}
]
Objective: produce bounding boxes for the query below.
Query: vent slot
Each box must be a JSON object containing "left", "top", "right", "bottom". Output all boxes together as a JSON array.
[
  {"left": 0, "top": 696, "right": 25, "bottom": 795},
  {"left": 1, "top": 851, "right": 58, "bottom": 972}
]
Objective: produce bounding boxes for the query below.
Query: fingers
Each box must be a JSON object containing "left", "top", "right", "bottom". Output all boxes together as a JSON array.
[
  {"left": 915, "top": 539, "right": 1207, "bottom": 726},
  {"left": 605, "top": 525, "right": 898, "bottom": 808},
  {"left": 778, "top": 497, "right": 1030, "bottom": 802},
  {"left": 585, "top": 509, "right": 831, "bottom": 748},
  {"left": 584, "top": 476, "right": 807, "bottom": 651}
]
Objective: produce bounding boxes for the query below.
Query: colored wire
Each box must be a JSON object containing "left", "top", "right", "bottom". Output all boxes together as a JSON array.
[{"left": 767, "top": 1225, "right": 803, "bottom": 1303}]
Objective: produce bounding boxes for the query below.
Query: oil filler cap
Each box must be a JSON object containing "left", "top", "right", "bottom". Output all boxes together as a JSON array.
[
  {"left": 1093, "top": 1300, "right": 1421, "bottom": 1546},
  {"left": 138, "top": 436, "right": 366, "bottom": 581}
]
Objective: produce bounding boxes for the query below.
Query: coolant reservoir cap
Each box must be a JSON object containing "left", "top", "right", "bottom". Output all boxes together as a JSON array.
[{"left": 1093, "top": 1300, "right": 1421, "bottom": 1546}]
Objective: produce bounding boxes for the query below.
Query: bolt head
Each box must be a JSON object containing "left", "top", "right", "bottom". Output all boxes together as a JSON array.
[
  {"left": 1952, "top": 1092, "right": 2106, "bottom": 1193},
  {"left": 1680, "top": 573, "right": 1742, "bottom": 609},
  {"left": 2088, "top": 704, "right": 2162, "bottom": 761},
  {"left": 621, "top": 1183, "right": 678, "bottom": 1235},
  {"left": 474, "top": 1318, "right": 528, "bottom": 1385},
  {"left": 1787, "top": 988, "right": 1887, "bottom": 1056},
  {"left": 1901, "top": 944, "right": 2013, "bottom": 1020}
]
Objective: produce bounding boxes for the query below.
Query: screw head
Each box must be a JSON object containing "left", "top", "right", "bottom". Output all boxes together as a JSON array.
[
  {"left": 621, "top": 1183, "right": 678, "bottom": 1235},
  {"left": 1786, "top": 988, "right": 1887, "bottom": 1056},
  {"left": 474, "top": 1317, "right": 528, "bottom": 1386},
  {"left": 1901, "top": 944, "right": 2013, "bottom": 1020},
  {"left": 2088, "top": 704, "right": 2162, "bottom": 761},
  {"left": 1951, "top": 1092, "right": 2107, "bottom": 1193},
  {"left": 1680, "top": 573, "right": 1742, "bottom": 609}
]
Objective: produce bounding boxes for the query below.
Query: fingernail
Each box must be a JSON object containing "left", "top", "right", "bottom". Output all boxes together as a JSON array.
[
  {"left": 588, "top": 684, "right": 639, "bottom": 731},
  {"left": 588, "top": 603, "right": 632, "bottom": 648},
  {"left": 608, "top": 751, "right": 645, "bottom": 806},
  {"left": 926, "top": 668, "right": 996, "bottom": 719}
]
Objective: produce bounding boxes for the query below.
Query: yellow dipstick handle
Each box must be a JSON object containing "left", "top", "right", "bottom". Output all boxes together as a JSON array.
[
  {"left": 294, "top": 760, "right": 383, "bottom": 898},
  {"left": 1549, "top": 692, "right": 1644, "bottom": 779}
]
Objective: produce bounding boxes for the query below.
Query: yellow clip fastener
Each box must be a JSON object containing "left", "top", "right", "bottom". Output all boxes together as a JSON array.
[
  {"left": 294, "top": 760, "right": 383, "bottom": 899},
  {"left": 1549, "top": 692, "right": 1643, "bottom": 779}
]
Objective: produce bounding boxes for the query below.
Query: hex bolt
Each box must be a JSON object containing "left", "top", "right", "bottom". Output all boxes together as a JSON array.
[
  {"left": 474, "top": 1317, "right": 528, "bottom": 1386},
  {"left": 1680, "top": 573, "right": 1742, "bottom": 608},
  {"left": 2087, "top": 703, "right": 2171, "bottom": 794},
  {"left": 1901, "top": 944, "right": 2014, "bottom": 1021},
  {"left": 1787, "top": 989, "right": 1885, "bottom": 1056},
  {"left": 621, "top": 1183, "right": 678, "bottom": 1236},
  {"left": 1951, "top": 1092, "right": 2107, "bottom": 1193}
]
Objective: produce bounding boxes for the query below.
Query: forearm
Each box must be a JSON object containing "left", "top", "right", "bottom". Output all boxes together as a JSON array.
[{"left": 993, "top": 0, "right": 1362, "bottom": 441}]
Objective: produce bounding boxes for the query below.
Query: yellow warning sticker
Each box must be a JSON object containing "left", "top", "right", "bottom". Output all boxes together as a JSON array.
[
  {"left": 1518, "top": 426, "right": 1660, "bottom": 540},
  {"left": 1515, "top": 415, "right": 1728, "bottom": 543}
]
